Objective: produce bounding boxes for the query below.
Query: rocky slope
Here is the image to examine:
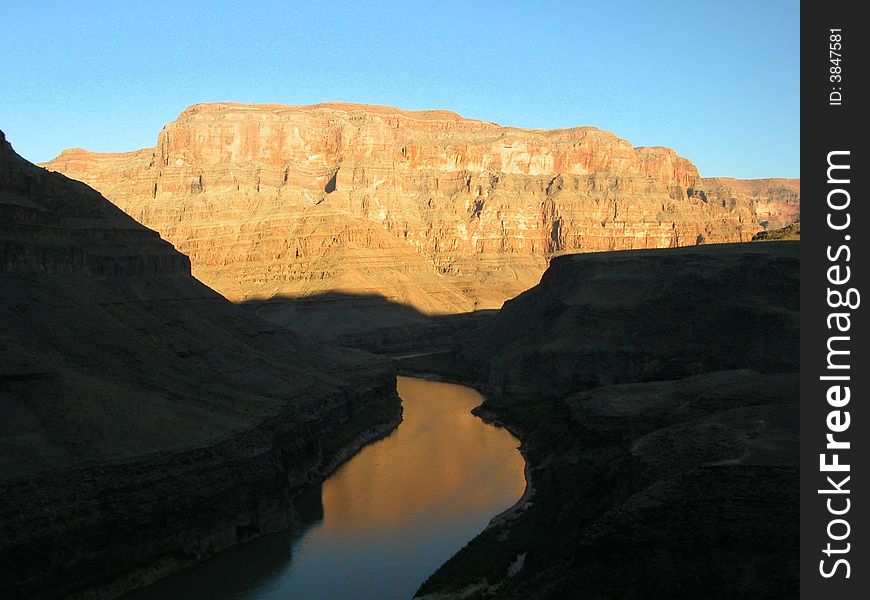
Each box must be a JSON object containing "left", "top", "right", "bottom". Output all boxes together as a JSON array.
[
  {"left": 400, "top": 242, "right": 799, "bottom": 598},
  {"left": 464, "top": 242, "right": 799, "bottom": 408},
  {"left": 41, "top": 103, "right": 799, "bottom": 320},
  {"left": 752, "top": 221, "right": 801, "bottom": 241},
  {"left": 703, "top": 177, "right": 800, "bottom": 230},
  {"left": 0, "top": 130, "right": 401, "bottom": 599}
]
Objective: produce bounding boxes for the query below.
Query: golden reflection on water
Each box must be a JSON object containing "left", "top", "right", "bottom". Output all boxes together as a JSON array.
[
  {"left": 121, "top": 376, "right": 527, "bottom": 600},
  {"left": 321, "top": 376, "right": 526, "bottom": 535}
]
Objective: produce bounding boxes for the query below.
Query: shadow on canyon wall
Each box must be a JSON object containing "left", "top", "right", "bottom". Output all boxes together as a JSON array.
[
  {"left": 122, "top": 484, "right": 326, "bottom": 600},
  {"left": 240, "top": 292, "right": 497, "bottom": 354}
]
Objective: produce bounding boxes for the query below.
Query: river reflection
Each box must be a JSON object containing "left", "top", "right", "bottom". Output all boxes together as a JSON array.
[{"left": 124, "top": 376, "right": 525, "bottom": 600}]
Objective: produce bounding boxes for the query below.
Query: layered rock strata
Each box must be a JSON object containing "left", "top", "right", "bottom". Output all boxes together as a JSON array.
[
  {"left": 0, "top": 130, "right": 401, "bottom": 599},
  {"left": 401, "top": 242, "right": 799, "bottom": 599},
  {"left": 702, "top": 177, "right": 800, "bottom": 230},
  {"left": 42, "top": 103, "right": 800, "bottom": 317}
]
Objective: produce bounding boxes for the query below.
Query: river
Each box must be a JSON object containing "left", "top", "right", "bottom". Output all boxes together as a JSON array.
[{"left": 123, "top": 376, "right": 526, "bottom": 599}]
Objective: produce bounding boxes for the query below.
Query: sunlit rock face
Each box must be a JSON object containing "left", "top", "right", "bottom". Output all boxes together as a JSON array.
[
  {"left": 42, "top": 102, "right": 799, "bottom": 313},
  {"left": 701, "top": 177, "right": 800, "bottom": 230}
]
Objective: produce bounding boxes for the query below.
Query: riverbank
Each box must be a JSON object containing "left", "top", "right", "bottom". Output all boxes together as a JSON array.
[
  {"left": 55, "top": 381, "right": 404, "bottom": 600},
  {"left": 106, "top": 395, "right": 404, "bottom": 600},
  {"left": 472, "top": 407, "right": 533, "bottom": 529}
]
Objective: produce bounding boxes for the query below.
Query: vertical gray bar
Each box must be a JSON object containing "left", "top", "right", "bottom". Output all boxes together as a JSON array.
[{"left": 801, "top": 4, "right": 867, "bottom": 597}]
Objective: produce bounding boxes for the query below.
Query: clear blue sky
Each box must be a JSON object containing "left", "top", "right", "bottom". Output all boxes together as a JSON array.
[{"left": 1, "top": 0, "right": 799, "bottom": 178}]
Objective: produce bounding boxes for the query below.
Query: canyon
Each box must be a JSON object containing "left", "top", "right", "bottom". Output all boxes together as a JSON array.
[
  {"left": 0, "top": 130, "right": 401, "bottom": 599},
  {"left": 41, "top": 102, "right": 800, "bottom": 325}
]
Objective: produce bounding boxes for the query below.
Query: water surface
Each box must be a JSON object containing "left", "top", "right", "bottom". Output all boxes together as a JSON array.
[{"left": 125, "top": 376, "right": 525, "bottom": 599}]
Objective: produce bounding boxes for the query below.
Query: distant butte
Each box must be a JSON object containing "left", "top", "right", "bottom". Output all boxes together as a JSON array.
[{"left": 41, "top": 102, "right": 800, "bottom": 318}]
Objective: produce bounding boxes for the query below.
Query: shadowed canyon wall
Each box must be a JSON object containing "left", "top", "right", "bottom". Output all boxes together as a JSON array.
[
  {"left": 405, "top": 242, "right": 799, "bottom": 599},
  {"left": 42, "top": 102, "right": 800, "bottom": 315},
  {"left": 0, "top": 130, "right": 401, "bottom": 599}
]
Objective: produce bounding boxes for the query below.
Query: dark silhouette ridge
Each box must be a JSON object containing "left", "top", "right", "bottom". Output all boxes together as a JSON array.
[
  {"left": 1, "top": 130, "right": 191, "bottom": 277},
  {"left": 240, "top": 291, "right": 497, "bottom": 353},
  {"left": 0, "top": 130, "right": 401, "bottom": 600}
]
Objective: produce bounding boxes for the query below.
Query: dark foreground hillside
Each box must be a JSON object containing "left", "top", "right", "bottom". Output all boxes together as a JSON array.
[
  {"left": 407, "top": 242, "right": 799, "bottom": 599},
  {"left": 0, "top": 131, "right": 401, "bottom": 599}
]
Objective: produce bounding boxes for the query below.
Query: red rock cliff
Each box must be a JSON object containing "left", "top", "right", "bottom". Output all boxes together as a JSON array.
[{"left": 42, "top": 102, "right": 799, "bottom": 313}]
